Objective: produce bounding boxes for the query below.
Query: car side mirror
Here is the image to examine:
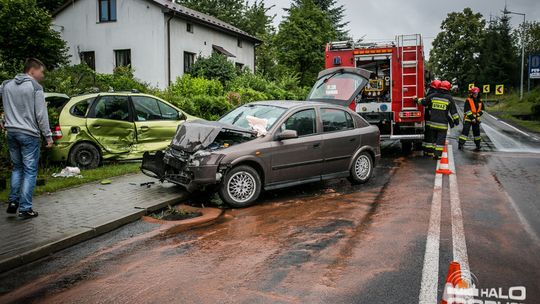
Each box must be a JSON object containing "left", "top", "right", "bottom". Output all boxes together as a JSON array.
[
  {"left": 179, "top": 111, "right": 187, "bottom": 121},
  {"left": 276, "top": 129, "right": 298, "bottom": 140}
]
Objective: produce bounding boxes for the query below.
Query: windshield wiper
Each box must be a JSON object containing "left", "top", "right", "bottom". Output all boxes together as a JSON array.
[{"left": 315, "top": 70, "right": 342, "bottom": 89}]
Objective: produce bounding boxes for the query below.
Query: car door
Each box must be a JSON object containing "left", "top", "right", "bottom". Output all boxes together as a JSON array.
[
  {"left": 320, "top": 108, "right": 359, "bottom": 176},
  {"left": 131, "top": 96, "right": 185, "bottom": 152},
  {"left": 269, "top": 108, "right": 323, "bottom": 185},
  {"left": 86, "top": 95, "right": 135, "bottom": 154}
]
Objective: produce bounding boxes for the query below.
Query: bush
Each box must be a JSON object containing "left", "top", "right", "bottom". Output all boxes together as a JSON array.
[
  {"left": 189, "top": 95, "right": 232, "bottom": 120},
  {"left": 189, "top": 53, "right": 237, "bottom": 85}
]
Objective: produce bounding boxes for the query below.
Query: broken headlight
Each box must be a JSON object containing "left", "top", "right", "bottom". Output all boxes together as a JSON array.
[{"left": 189, "top": 151, "right": 225, "bottom": 166}]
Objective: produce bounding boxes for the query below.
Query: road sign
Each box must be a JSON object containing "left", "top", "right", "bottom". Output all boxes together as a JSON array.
[
  {"left": 530, "top": 54, "right": 540, "bottom": 79},
  {"left": 495, "top": 84, "right": 504, "bottom": 95},
  {"left": 483, "top": 85, "right": 490, "bottom": 93},
  {"left": 468, "top": 83, "right": 475, "bottom": 90}
]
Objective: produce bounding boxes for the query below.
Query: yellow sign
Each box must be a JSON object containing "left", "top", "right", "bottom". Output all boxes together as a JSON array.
[
  {"left": 495, "top": 84, "right": 504, "bottom": 95},
  {"left": 468, "top": 83, "right": 475, "bottom": 90},
  {"left": 483, "top": 84, "right": 490, "bottom": 93}
]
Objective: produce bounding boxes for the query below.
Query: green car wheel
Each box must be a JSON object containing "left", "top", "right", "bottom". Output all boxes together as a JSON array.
[{"left": 68, "top": 142, "right": 101, "bottom": 169}]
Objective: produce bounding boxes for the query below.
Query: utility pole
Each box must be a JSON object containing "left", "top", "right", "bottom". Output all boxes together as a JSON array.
[{"left": 503, "top": 7, "right": 526, "bottom": 100}]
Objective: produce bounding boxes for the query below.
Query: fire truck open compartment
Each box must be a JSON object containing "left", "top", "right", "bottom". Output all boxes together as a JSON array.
[{"left": 324, "top": 34, "right": 426, "bottom": 150}]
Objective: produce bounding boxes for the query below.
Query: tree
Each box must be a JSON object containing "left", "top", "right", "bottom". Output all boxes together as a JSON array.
[
  {"left": 176, "top": 0, "right": 245, "bottom": 30},
  {"left": 476, "top": 15, "right": 519, "bottom": 87},
  {"left": 0, "top": 0, "right": 68, "bottom": 78},
  {"left": 189, "top": 53, "right": 237, "bottom": 85},
  {"left": 275, "top": 0, "right": 337, "bottom": 86},
  {"left": 429, "top": 8, "right": 485, "bottom": 91},
  {"left": 36, "top": 0, "right": 64, "bottom": 13},
  {"left": 292, "top": 0, "right": 349, "bottom": 39},
  {"left": 514, "top": 21, "right": 540, "bottom": 55}
]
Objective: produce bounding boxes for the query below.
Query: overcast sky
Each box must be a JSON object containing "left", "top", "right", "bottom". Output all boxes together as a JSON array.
[{"left": 263, "top": 0, "right": 540, "bottom": 57}]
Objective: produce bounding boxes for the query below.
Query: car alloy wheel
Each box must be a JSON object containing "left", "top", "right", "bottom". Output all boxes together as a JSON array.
[
  {"left": 354, "top": 154, "right": 371, "bottom": 180},
  {"left": 227, "top": 171, "right": 256, "bottom": 203}
]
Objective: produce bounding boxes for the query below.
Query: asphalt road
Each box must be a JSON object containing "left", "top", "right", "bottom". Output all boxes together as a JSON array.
[{"left": 0, "top": 107, "right": 539, "bottom": 304}]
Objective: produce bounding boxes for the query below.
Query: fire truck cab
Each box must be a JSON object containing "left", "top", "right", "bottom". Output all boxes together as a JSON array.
[{"left": 323, "top": 34, "right": 426, "bottom": 151}]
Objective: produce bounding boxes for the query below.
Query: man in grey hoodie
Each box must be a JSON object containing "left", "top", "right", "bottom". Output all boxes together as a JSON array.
[{"left": 0, "top": 58, "right": 53, "bottom": 219}]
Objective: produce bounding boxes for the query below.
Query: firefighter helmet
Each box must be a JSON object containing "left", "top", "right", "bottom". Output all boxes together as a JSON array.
[
  {"left": 440, "top": 80, "right": 451, "bottom": 91},
  {"left": 430, "top": 79, "right": 442, "bottom": 89},
  {"left": 469, "top": 86, "right": 480, "bottom": 94}
]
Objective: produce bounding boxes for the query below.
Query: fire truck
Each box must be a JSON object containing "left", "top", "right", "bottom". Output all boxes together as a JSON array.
[{"left": 324, "top": 34, "right": 426, "bottom": 151}]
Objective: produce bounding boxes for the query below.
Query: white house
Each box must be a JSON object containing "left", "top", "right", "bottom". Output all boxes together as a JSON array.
[{"left": 53, "top": 0, "right": 261, "bottom": 88}]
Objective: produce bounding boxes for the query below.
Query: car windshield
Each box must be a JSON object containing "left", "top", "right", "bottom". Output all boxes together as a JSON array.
[
  {"left": 219, "top": 104, "right": 287, "bottom": 131},
  {"left": 307, "top": 73, "right": 368, "bottom": 102}
]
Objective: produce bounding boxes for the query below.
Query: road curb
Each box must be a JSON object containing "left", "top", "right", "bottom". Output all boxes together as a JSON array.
[{"left": 0, "top": 192, "right": 187, "bottom": 274}]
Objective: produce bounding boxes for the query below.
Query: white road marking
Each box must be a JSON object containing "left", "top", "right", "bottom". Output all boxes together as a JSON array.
[
  {"left": 419, "top": 165, "right": 443, "bottom": 304},
  {"left": 447, "top": 144, "right": 471, "bottom": 281},
  {"left": 485, "top": 112, "right": 538, "bottom": 141}
]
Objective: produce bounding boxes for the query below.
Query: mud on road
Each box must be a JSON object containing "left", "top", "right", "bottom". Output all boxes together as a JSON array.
[{"left": 0, "top": 143, "right": 440, "bottom": 304}]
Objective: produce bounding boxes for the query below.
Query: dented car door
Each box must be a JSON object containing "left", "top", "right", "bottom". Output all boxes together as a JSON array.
[
  {"left": 131, "top": 96, "right": 184, "bottom": 152},
  {"left": 86, "top": 95, "right": 135, "bottom": 154}
]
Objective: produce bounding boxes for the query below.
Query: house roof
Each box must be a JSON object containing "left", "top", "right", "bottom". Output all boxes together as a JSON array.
[{"left": 54, "top": 0, "right": 262, "bottom": 43}]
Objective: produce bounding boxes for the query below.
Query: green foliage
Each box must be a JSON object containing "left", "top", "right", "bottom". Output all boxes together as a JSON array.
[
  {"left": 292, "top": 0, "right": 348, "bottom": 39},
  {"left": 168, "top": 74, "right": 224, "bottom": 97},
  {"left": 275, "top": 0, "right": 336, "bottom": 87},
  {"left": 176, "top": 0, "right": 246, "bottom": 31},
  {"left": 0, "top": 0, "right": 68, "bottom": 76},
  {"left": 189, "top": 53, "right": 237, "bottom": 85},
  {"left": 36, "top": 0, "right": 64, "bottom": 13},
  {"left": 513, "top": 21, "right": 540, "bottom": 55},
  {"left": 189, "top": 95, "right": 232, "bottom": 120},
  {"left": 429, "top": 8, "right": 485, "bottom": 92},
  {"left": 477, "top": 15, "right": 519, "bottom": 88}
]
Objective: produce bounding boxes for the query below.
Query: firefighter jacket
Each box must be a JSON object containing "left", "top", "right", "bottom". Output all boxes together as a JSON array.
[
  {"left": 423, "top": 88, "right": 441, "bottom": 121},
  {"left": 417, "top": 91, "right": 459, "bottom": 130},
  {"left": 464, "top": 96, "right": 483, "bottom": 123}
]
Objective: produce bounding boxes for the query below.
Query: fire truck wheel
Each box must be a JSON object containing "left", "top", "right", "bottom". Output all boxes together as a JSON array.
[
  {"left": 401, "top": 141, "right": 413, "bottom": 154},
  {"left": 414, "top": 141, "right": 423, "bottom": 151}
]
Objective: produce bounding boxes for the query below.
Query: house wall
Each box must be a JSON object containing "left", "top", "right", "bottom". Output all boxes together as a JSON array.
[
  {"left": 168, "top": 17, "right": 256, "bottom": 82},
  {"left": 54, "top": 0, "right": 168, "bottom": 88},
  {"left": 54, "top": 0, "right": 257, "bottom": 89}
]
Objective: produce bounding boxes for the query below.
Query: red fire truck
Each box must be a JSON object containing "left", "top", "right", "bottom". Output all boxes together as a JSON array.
[{"left": 324, "top": 34, "right": 426, "bottom": 151}]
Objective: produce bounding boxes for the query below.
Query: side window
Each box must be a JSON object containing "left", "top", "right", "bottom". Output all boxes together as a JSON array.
[
  {"left": 94, "top": 95, "right": 130, "bottom": 121},
  {"left": 321, "top": 108, "right": 354, "bottom": 132},
  {"left": 158, "top": 101, "right": 180, "bottom": 120},
  {"left": 132, "top": 96, "right": 162, "bottom": 121},
  {"left": 70, "top": 97, "right": 95, "bottom": 118},
  {"left": 281, "top": 109, "right": 316, "bottom": 136}
]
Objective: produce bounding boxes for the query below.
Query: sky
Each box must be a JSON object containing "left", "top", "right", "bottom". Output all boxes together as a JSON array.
[{"left": 262, "top": 0, "right": 540, "bottom": 57}]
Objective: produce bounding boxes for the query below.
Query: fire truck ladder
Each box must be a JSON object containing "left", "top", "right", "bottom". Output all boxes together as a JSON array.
[{"left": 397, "top": 34, "right": 421, "bottom": 111}]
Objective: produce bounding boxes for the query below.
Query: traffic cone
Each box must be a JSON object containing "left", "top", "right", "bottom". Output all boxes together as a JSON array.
[
  {"left": 436, "top": 142, "right": 453, "bottom": 175},
  {"left": 441, "top": 261, "right": 464, "bottom": 304}
]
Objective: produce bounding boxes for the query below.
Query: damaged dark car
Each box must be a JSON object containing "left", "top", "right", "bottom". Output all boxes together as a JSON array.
[{"left": 142, "top": 69, "right": 381, "bottom": 207}]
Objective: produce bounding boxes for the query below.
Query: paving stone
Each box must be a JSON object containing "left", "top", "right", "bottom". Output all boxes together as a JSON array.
[{"left": 0, "top": 174, "right": 186, "bottom": 272}]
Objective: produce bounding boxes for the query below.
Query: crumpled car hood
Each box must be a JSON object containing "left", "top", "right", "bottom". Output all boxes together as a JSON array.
[{"left": 171, "top": 119, "right": 256, "bottom": 153}]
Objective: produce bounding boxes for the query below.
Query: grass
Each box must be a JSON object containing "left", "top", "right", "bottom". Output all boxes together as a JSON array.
[
  {"left": 486, "top": 88, "right": 540, "bottom": 133},
  {"left": 0, "top": 162, "right": 141, "bottom": 202}
]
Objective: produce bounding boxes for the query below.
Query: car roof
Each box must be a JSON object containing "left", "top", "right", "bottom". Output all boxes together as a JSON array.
[
  {"left": 249, "top": 100, "right": 343, "bottom": 109},
  {"left": 44, "top": 92, "right": 70, "bottom": 99}
]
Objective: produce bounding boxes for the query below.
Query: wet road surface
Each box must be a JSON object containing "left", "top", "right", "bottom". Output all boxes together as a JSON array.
[{"left": 0, "top": 109, "right": 539, "bottom": 303}]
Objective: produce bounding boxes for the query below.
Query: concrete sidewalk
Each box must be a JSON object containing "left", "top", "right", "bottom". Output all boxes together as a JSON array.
[{"left": 0, "top": 173, "right": 186, "bottom": 273}]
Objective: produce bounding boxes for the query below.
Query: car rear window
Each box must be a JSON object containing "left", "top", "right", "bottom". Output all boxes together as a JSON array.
[{"left": 70, "top": 97, "right": 95, "bottom": 118}]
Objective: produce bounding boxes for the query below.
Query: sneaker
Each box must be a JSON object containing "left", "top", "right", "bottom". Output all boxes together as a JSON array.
[
  {"left": 18, "top": 209, "right": 39, "bottom": 219},
  {"left": 6, "top": 201, "right": 19, "bottom": 214}
]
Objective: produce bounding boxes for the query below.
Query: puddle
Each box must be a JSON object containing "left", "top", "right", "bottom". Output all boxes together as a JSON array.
[{"left": 481, "top": 124, "right": 540, "bottom": 153}]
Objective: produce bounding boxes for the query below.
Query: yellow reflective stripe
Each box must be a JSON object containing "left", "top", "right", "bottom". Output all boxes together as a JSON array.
[
  {"left": 459, "top": 135, "right": 468, "bottom": 141},
  {"left": 428, "top": 123, "right": 448, "bottom": 130},
  {"left": 465, "top": 111, "right": 473, "bottom": 115},
  {"left": 474, "top": 137, "right": 482, "bottom": 140},
  {"left": 452, "top": 114, "right": 460, "bottom": 119},
  {"left": 435, "top": 147, "right": 444, "bottom": 151}
]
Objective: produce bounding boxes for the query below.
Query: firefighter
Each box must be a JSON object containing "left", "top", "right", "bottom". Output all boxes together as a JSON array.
[
  {"left": 422, "top": 79, "right": 442, "bottom": 156},
  {"left": 415, "top": 80, "right": 459, "bottom": 159},
  {"left": 458, "top": 86, "right": 483, "bottom": 151}
]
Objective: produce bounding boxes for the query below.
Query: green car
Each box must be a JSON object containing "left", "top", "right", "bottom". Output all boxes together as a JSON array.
[{"left": 46, "top": 91, "right": 196, "bottom": 168}]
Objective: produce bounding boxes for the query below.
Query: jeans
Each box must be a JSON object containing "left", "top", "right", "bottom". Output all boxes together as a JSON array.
[{"left": 7, "top": 132, "right": 41, "bottom": 212}]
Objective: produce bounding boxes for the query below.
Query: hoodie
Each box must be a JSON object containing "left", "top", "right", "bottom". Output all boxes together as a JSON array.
[{"left": 0, "top": 74, "right": 52, "bottom": 139}]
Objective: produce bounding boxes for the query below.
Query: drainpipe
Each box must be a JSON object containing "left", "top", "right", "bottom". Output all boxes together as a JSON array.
[{"left": 167, "top": 13, "right": 175, "bottom": 86}]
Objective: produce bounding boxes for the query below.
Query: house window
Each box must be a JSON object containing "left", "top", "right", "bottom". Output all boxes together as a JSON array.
[
  {"left": 99, "top": 0, "right": 117, "bottom": 22},
  {"left": 237, "top": 39, "right": 243, "bottom": 48},
  {"left": 186, "top": 23, "right": 193, "bottom": 33},
  {"left": 184, "top": 52, "right": 195, "bottom": 73},
  {"left": 114, "top": 49, "right": 131, "bottom": 67},
  {"left": 235, "top": 62, "right": 244, "bottom": 71},
  {"left": 80, "top": 51, "right": 95, "bottom": 70}
]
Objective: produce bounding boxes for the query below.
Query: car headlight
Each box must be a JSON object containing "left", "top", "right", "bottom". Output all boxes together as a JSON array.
[{"left": 189, "top": 152, "right": 225, "bottom": 166}]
